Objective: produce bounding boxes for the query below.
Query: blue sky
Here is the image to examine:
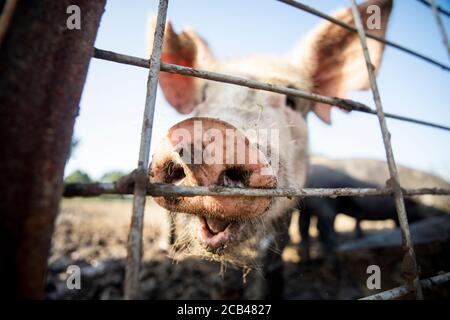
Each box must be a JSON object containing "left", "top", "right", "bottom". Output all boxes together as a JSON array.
[{"left": 66, "top": 0, "right": 450, "bottom": 182}]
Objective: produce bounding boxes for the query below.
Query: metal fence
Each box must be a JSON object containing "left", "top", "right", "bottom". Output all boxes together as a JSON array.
[{"left": 63, "top": 0, "right": 450, "bottom": 300}]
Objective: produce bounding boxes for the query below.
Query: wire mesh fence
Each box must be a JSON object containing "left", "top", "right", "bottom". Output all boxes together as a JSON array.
[{"left": 63, "top": 0, "right": 450, "bottom": 300}]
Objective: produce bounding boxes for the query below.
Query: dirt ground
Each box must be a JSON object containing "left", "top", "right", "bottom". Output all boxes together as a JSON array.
[{"left": 45, "top": 198, "right": 450, "bottom": 300}]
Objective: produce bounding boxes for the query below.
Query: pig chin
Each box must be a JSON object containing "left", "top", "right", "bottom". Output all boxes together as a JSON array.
[{"left": 170, "top": 195, "right": 289, "bottom": 267}]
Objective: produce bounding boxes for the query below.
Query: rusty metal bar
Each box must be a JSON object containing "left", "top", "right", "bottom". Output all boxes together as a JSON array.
[
  {"left": 351, "top": 0, "right": 423, "bottom": 300},
  {"left": 277, "top": 0, "right": 450, "bottom": 72},
  {"left": 124, "top": 0, "right": 169, "bottom": 300},
  {"left": 430, "top": 0, "right": 450, "bottom": 61},
  {"left": 93, "top": 48, "right": 450, "bottom": 132},
  {"left": 0, "top": 0, "right": 106, "bottom": 299},
  {"left": 360, "top": 272, "right": 450, "bottom": 300},
  {"left": 63, "top": 182, "right": 450, "bottom": 198},
  {"left": 417, "top": 0, "right": 450, "bottom": 18}
]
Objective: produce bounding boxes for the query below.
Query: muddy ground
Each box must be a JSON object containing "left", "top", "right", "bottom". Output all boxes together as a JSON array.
[{"left": 45, "top": 198, "right": 450, "bottom": 300}]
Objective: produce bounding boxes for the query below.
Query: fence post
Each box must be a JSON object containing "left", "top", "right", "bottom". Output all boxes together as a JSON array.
[{"left": 0, "top": 0, "right": 106, "bottom": 298}]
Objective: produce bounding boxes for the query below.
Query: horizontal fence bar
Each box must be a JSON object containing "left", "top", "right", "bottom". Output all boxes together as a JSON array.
[
  {"left": 277, "top": 0, "right": 450, "bottom": 72},
  {"left": 360, "top": 271, "right": 450, "bottom": 300},
  {"left": 93, "top": 49, "right": 450, "bottom": 132},
  {"left": 417, "top": 0, "right": 450, "bottom": 18},
  {"left": 63, "top": 182, "right": 450, "bottom": 198}
]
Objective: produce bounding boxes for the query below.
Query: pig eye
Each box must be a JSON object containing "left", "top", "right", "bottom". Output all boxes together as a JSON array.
[{"left": 285, "top": 96, "right": 296, "bottom": 110}]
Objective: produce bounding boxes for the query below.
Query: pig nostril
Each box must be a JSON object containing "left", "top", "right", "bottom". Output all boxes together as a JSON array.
[
  {"left": 164, "top": 161, "right": 186, "bottom": 184},
  {"left": 220, "top": 167, "right": 249, "bottom": 188}
]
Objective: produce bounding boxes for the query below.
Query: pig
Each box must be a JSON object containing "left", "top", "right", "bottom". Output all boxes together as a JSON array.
[
  {"left": 147, "top": 0, "right": 393, "bottom": 286},
  {"left": 297, "top": 164, "right": 448, "bottom": 261}
]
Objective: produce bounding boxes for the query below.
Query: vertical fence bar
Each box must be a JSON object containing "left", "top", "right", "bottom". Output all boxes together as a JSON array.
[
  {"left": 124, "top": 0, "right": 169, "bottom": 300},
  {"left": 350, "top": 0, "right": 423, "bottom": 299},
  {"left": 429, "top": 0, "right": 450, "bottom": 61}
]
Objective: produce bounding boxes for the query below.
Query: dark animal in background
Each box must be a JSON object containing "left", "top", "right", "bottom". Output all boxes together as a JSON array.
[{"left": 296, "top": 165, "right": 446, "bottom": 260}]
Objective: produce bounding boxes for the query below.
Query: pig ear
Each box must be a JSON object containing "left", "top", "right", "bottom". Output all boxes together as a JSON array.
[
  {"left": 294, "top": 0, "right": 393, "bottom": 124},
  {"left": 148, "top": 17, "right": 214, "bottom": 114}
]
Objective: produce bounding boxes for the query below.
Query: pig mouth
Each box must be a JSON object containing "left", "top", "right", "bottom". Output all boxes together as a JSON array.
[{"left": 198, "top": 216, "right": 246, "bottom": 251}]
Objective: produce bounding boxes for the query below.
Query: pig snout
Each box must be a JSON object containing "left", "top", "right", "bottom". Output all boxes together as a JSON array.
[{"left": 150, "top": 117, "right": 277, "bottom": 221}]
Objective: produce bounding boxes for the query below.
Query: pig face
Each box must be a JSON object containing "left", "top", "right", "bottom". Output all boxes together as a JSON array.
[{"left": 149, "top": 0, "right": 392, "bottom": 267}]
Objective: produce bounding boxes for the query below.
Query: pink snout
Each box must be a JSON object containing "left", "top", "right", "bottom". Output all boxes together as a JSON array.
[{"left": 149, "top": 117, "right": 277, "bottom": 219}]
